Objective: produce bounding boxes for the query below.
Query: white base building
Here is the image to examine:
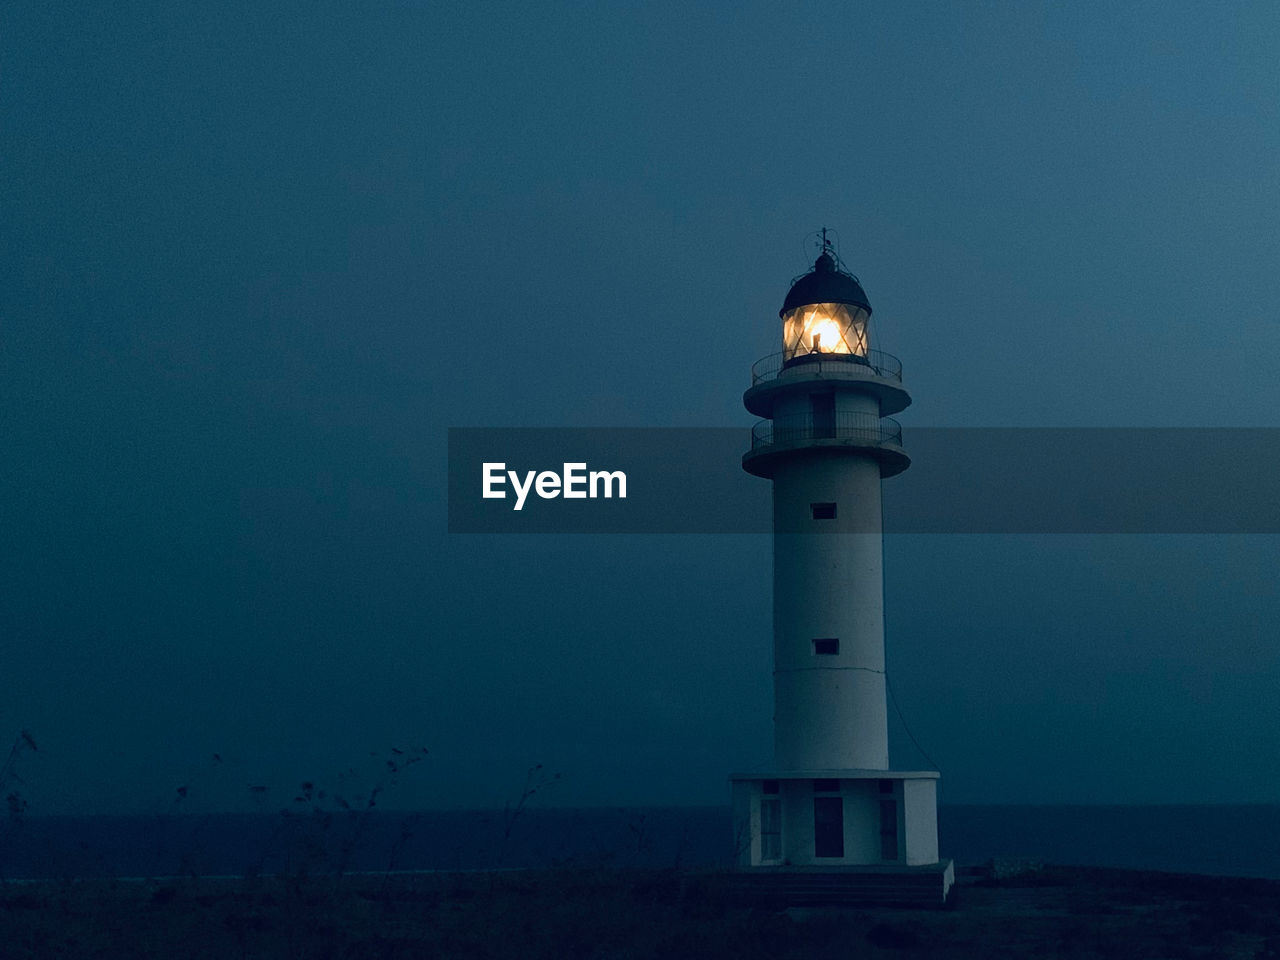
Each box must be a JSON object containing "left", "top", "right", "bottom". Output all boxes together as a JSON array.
[{"left": 731, "top": 770, "right": 939, "bottom": 868}]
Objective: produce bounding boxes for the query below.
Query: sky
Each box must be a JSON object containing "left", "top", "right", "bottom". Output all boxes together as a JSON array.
[{"left": 3, "top": 1, "right": 1280, "bottom": 815}]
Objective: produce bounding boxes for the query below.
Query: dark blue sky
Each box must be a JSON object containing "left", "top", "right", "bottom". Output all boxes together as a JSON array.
[{"left": 4, "top": 1, "right": 1279, "bottom": 814}]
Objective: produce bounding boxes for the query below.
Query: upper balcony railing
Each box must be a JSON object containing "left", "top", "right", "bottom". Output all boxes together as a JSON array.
[
  {"left": 750, "top": 349, "right": 903, "bottom": 387},
  {"left": 750, "top": 412, "right": 903, "bottom": 452}
]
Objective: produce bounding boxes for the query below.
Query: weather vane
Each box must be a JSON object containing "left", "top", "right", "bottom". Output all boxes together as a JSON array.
[{"left": 813, "top": 225, "right": 838, "bottom": 263}]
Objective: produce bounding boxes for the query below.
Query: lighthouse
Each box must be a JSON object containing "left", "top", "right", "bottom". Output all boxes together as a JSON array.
[{"left": 731, "top": 235, "right": 950, "bottom": 896}]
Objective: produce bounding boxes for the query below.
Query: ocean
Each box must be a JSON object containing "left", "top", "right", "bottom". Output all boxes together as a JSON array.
[{"left": 1, "top": 805, "right": 1276, "bottom": 881}]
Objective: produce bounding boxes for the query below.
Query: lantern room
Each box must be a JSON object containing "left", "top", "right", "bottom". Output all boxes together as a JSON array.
[{"left": 780, "top": 247, "right": 872, "bottom": 364}]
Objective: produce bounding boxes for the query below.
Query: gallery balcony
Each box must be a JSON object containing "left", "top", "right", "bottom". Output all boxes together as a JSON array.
[
  {"left": 744, "top": 350, "right": 910, "bottom": 419},
  {"left": 743, "top": 412, "right": 909, "bottom": 479}
]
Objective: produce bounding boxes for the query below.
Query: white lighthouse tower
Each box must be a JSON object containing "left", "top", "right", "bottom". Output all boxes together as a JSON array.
[{"left": 731, "top": 235, "right": 951, "bottom": 899}]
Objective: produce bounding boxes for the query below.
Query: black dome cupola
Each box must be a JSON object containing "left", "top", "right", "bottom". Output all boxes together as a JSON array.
[
  {"left": 778, "top": 237, "right": 872, "bottom": 364},
  {"left": 780, "top": 249, "right": 872, "bottom": 316}
]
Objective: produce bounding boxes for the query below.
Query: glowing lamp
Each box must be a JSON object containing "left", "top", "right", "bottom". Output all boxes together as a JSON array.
[{"left": 779, "top": 249, "right": 872, "bottom": 364}]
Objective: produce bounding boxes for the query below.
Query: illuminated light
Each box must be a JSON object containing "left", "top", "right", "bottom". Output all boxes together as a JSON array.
[
  {"left": 808, "top": 315, "right": 846, "bottom": 353},
  {"left": 782, "top": 301, "right": 869, "bottom": 362}
]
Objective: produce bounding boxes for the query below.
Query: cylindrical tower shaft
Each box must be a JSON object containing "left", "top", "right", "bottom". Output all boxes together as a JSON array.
[
  {"left": 771, "top": 453, "right": 888, "bottom": 769},
  {"left": 742, "top": 243, "right": 911, "bottom": 776}
]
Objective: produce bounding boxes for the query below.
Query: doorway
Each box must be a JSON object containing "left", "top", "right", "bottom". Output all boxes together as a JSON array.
[
  {"left": 810, "top": 392, "right": 835, "bottom": 439},
  {"left": 813, "top": 796, "right": 844, "bottom": 858}
]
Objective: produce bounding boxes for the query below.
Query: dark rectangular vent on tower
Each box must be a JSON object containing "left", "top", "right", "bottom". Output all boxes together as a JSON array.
[
  {"left": 813, "top": 778, "right": 840, "bottom": 793},
  {"left": 812, "top": 638, "right": 839, "bottom": 656},
  {"left": 810, "top": 502, "right": 837, "bottom": 520}
]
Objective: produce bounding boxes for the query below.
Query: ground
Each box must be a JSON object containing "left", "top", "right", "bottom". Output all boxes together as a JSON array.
[{"left": 2, "top": 864, "right": 1279, "bottom": 959}]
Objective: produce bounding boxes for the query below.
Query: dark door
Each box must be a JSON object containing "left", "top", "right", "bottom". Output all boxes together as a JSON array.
[
  {"left": 813, "top": 797, "right": 844, "bottom": 858},
  {"left": 810, "top": 392, "right": 835, "bottom": 439},
  {"left": 880, "top": 797, "right": 899, "bottom": 860}
]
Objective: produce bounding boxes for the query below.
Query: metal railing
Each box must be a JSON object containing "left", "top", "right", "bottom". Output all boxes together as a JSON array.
[
  {"left": 750, "top": 413, "right": 903, "bottom": 452},
  {"left": 750, "top": 349, "right": 903, "bottom": 386}
]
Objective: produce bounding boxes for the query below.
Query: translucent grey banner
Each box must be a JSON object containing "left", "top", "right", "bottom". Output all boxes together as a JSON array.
[{"left": 448, "top": 428, "right": 1280, "bottom": 534}]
